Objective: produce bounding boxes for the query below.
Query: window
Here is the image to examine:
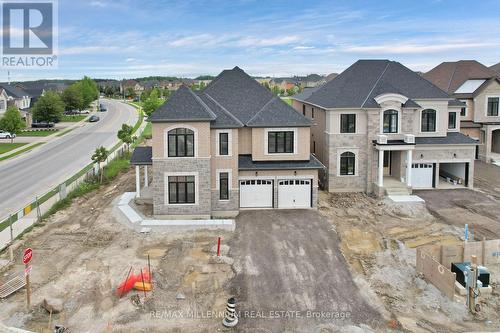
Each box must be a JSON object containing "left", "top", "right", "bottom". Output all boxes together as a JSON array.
[
  {"left": 313, "top": 141, "right": 316, "bottom": 154},
  {"left": 448, "top": 112, "right": 457, "bottom": 129},
  {"left": 340, "top": 114, "right": 356, "bottom": 133},
  {"left": 311, "top": 108, "right": 315, "bottom": 119},
  {"left": 487, "top": 97, "right": 499, "bottom": 116},
  {"left": 421, "top": 109, "right": 437, "bottom": 132},
  {"left": 168, "top": 128, "right": 194, "bottom": 157},
  {"left": 219, "top": 172, "right": 229, "bottom": 200},
  {"left": 268, "top": 131, "right": 294, "bottom": 154},
  {"left": 0, "top": 100, "right": 5, "bottom": 110},
  {"left": 168, "top": 176, "right": 195, "bottom": 204},
  {"left": 383, "top": 110, "right": 398, "bottom": 133},
  {"left": 219, "top": 132, "right": 229, "bottom": 155},
  {"left": 460, "top": 100, "right": 467, "bottom": 117},
  {"left": 340, "top": 152, "right": 355, "bottom": 176},
  {"left": 302, "top": 104, "right": 306, "bottom": 116}
]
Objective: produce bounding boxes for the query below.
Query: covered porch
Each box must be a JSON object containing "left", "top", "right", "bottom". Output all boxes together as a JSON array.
[
  {"left": 130, "top": 146, "right": 153, "bottom": 203},
  {"left": 373, "top": 139, "right": 415, "bottom": 196}
]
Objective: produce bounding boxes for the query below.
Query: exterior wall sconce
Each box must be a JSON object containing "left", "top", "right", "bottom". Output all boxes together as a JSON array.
[
  {"left": 255, "top": 172, "right": 258, "bottom": 177},
  {"left": 294, "top": 171, "right": 297, "bottom": 176},
  {"left": 453, "top": 153, "right": 457, "bottom": 158},
  {"left": 420, "top": 154, "right": 424, "bottom": 159}
]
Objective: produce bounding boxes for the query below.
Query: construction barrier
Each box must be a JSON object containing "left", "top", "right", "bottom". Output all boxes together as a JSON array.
[{"left": 416, "top": 247, "right": 457, "bottom": 299}]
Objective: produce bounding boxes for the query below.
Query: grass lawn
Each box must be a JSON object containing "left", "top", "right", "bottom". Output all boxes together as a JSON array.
[
  {"left": 18, "top": 130, "right": 58, "bottom": 137},
  {"left": 0, "top": 142, "right": 27, "bottom": 154},
  {"left": 142, "top": 122, "right": 152, "bottom": 139},
  {"left": 60, "top": 115, "right": 87, "bottom": 122},
  {"left": 281, "top": 97, "right": 293, "bottom": 106},
  {"left": 0, "top": 142, "right": 45, "bottom": 162}
]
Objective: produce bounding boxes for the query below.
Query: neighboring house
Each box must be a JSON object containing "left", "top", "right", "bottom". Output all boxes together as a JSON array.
[
  {"left": 292, "top": 60, "right": 477, "bottom": 196},
  {"left": 490, "top": 62, "right": 500, "bottom": 74},
  {"left": 424, "top": 60, "right": 500, "bottom": 163},
  {"left": 0, "top": 84, "right": 31, "bottom": 110},
  {"left": 295, "top": 74, "right": 325, "bottom": 89},
  {"left": 131, "top": 66, "right": 324, "bottom": 219},
  {"left": 0, "top": 89, "right": 8, "bottom": 116},
  {"left": 121, "top": 80, "right": 144, "bottom": 94},
  {"left": 270, "top": 78, "right": 298, "bottom": 91}
]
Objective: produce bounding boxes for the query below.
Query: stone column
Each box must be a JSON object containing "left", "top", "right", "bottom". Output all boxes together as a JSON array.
[
  {"left": 135, "top": 165, "right": 141, "bottom": 197},
  {"left": 144, "top": 165, "right": 149, "bottom": 187},
  {"left": 378, "top": 149, "right": 384, "bottom": 188},
  {"left": 406, "top": 150, "right": 412, "bottom": 187}
]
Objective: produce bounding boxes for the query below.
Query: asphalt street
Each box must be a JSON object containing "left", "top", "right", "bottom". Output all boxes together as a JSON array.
[{"left": 0, "top": 99, "right": 138, "bottom": 219}]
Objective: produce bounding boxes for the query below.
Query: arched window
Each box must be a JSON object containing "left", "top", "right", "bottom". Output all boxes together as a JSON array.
[
  {"left": 168, "top": 128, "right": 194, "bottom": 157},
  {"left": 340, "top": 152, "right": 356, "bottom": 175},
  {"left": 421, "top": 109, "right": 437, "bottom": 132},
  {"left": 383, "top": 110, "right": 398, "bottom": 133}
]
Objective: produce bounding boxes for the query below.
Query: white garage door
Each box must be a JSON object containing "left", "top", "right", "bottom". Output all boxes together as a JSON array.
[
  {"left": 411, "top": 163, "right": 433, "bottom": 189},
  {"left": 278, "top": 179, "right": 311, "bottom": 209},
  {"left": 239, "top": 179, "right": 273, "bottom": 208}
]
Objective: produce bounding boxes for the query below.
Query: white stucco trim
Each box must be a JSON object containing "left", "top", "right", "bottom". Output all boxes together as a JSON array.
[
  {"left": 216, "top": 169, "right": 233, "bottom": 201},
  {"left": 374, "top": 93, "right": 409, "bottom": 105},
  {"left": 163, "top": 124, "right": 199, "bottom": 158},
  {"left": 336, "top": 147, "right": 359, "bottom": 177},
  {"left": 447, "top": 111, "right": 460, "bottom": 132},
  {"left": 264, "top": 127, "right": 298, "bottom": 156},
  {"left": 164, "top": 172, "right": 199, "bottom": 206},
  {"left": 215, "top": 129, "right": 232, "bottom": 157}
]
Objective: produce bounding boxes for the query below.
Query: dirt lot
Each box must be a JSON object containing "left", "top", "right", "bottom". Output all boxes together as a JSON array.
[{"left": 0, "top": 170, "right": 234, "bottom": 332}]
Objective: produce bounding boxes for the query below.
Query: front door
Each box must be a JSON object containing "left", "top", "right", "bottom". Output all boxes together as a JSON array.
[{"left": 383, "top": 151, "right": 392, "bottom": 176}]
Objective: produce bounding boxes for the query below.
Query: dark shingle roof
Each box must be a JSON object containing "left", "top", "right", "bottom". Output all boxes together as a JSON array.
[
  {"left": 150, "top": 67, "right": 311, "bottom": 128},
  {"left": 130, "top": 146, "right": 152, "bottom": 165},
  {"left": 238, "top": 154, "right": 325, "bottom": 170},
  {"left": 448, "top": 99, "right": 466, "bottom": 107},
  {"left": 295, "top": 60, "right": 449, "bottom": 109},
  {"left": 149, "top": 85, "right": 216, "bottom": 122},
  {"left": 0, "top": 84, "right": 29, "bottom": 98},
  {"left": 415, "top": 132, "right": 478, "bottom": 145},
  {"left": 424, "top": 60, "right": 497, "bottom": 94},
  {"left": 491, "top": 62, "right": 500, "bottom": 74}
]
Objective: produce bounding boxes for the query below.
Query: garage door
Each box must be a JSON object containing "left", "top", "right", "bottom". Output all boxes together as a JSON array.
[
  {"left": 278, "top": 179, "right": 311, "bottom": 208},
  {"left": 411, "top": 163, "right": 433, "bottom": 189},
  {"left": 239, "top": 179, "right": 273, "bottom": 208}
]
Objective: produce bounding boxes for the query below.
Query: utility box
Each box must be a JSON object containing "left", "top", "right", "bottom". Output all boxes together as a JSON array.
[{"left": 451, "top": 262, "right": 490, "bottom": 288}]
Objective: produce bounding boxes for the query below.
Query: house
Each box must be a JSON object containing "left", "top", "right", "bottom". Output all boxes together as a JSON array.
[
  {"left": 130, "top": 66, "right": 324, "bottom": 219},
  {"left": 121, "top": 80, "right": 144, "bottom": 94},
  {"left": 424, "top": 60, "right": 500, "bottom": 163},
  {"left": 0, "top": 88, "right": 8, "bottom": 116},
  {"left": 490, "top": 62, "right": 500, "bottom": 74},
  {"left": 270, "top": 78, "right": 298, "bottom": 91},
  {"left": 292, "top": 60, "right": 477, "bottom": 196},
  {"left": 0, "top": 84, "right": 31, "bottom": 110},
  {"left": 295, "top": 74, "right": 326, "bottom": 89}
]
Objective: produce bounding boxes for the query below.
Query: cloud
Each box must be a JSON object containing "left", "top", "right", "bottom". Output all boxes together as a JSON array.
[
  {"left": 89, "top": 1, "right": 108, "bottom": 7},
  {"left": 293, "top": 46, "right": 315, "bottom": 50},
  {"left": 341, "top": 41, "right": 496, "bottom": 54}
]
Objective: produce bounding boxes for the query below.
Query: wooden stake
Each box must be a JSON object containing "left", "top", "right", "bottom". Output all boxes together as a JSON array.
[
  {"left": 120, "top": 267, "right": 133, "bottom": 298},
  {"left": 140, "top": 269, "right": 147, "bottom": 299},
  {"left": 48, "top": 309, "right": 52, "bottom": 330},
  {"left": 481, "top": 237, "right": 486, "bottom": 266},
  {"left": 147, "top": 254, "right": 151, "bottom": 282}
]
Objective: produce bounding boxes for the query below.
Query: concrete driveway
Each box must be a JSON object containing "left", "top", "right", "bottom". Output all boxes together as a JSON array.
[{"left": 229, "top": 210, "right": 380, "bottom": 332}]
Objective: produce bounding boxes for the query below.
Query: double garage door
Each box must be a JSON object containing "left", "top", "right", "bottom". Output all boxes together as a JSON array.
[{"left": 239, "top": 179, "right": 311, "bottom": 209}]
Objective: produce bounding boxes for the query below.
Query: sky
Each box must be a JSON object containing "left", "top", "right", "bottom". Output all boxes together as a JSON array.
[{"left": 4, "top": 0, "right": 500, "bottom": 81}]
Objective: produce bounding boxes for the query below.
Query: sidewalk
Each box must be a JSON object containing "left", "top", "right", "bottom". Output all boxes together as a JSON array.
[{"left": 0, "top": 113, "right": 92, "bottom": 161}]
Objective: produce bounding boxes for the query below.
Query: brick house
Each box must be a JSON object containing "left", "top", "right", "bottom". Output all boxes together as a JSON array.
[
  {"left": 424, "top": 60, "right": 500, "bottom": 163},
  {"left": 131, "top": 67, "right": 324, "bottom": 219},
  {"left": 292, "top": 60, "right": 477, "bottom": 196}
]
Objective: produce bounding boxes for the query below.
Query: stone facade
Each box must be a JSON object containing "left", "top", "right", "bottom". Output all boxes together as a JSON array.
[{"left": 211, "top": 189, "right": 239, "bottom": 217}]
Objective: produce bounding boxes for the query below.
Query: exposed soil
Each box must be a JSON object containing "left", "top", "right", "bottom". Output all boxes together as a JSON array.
[{"left": 0, "top": 170, "right": 234, "bottom": 333}]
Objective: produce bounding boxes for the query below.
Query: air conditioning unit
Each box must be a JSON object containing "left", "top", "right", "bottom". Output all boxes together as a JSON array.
[
  {"left": 404, "top": 134, "right": 415, "bottom": 144},
  {"left": 377, "top": 135, "right": 388, "bottom": 144}
]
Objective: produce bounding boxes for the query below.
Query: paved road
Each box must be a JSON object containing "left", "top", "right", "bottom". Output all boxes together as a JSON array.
[
  {"left": 229, "top": 210, "right": 380, "bottom": 332},
  {"left": 0, "top": 99, "right": 138, "bottom": 219}
]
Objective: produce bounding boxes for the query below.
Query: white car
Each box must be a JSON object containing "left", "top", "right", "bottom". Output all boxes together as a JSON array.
[{"left": 0, "top": 130, "right": 16, "bottom": 139}]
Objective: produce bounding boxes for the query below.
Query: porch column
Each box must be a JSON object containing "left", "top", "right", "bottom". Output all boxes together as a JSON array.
[
  {"left": 144, "top": 165, "right": 149, "bottom": 187},
  {"left": 378, "top": 149, "right": 384, "bottom": 188},
  {"left": 135, "top": 165, "right": 141, "bottom": 198},
  {"left": 406, "top": 150, "right": 413, "bottom": 187}
]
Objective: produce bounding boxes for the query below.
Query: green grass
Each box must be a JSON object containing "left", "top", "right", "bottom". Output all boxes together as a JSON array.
[
  {"left": 0, "top": 142, "right": 27, "bottom": 154},
  {"left": 0, "top": 142, "right": 45, "bottom": 162},
  {"left": 104, "top": 155, "right": 130, "bottom": 180},
  {"left": 60, "top": 114, "right": 87, "bottom": 122},
  {"left": 56, "top": 128, "right": 75, "bottom": 137},
  {"left": 281, "top": 97, "right": 293, "bottom": 106},
  {"left": 142, "top": 122, "right": 152, "bottom": 139},
  {"left": 18, "top": 130, "right": 58, "bottom": 137}
]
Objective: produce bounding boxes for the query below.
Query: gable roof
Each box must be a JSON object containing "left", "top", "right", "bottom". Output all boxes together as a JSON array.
[
  {"left": 423, "top": 60, "right": 497, "bottom": 94},
  {"left": 293, "top": 60, "right": 449, "bottom": 109},
  {"left": 150, "top": 67, "right": 311, "bottom": 128},
  {"left": 0, "top": 84, "right": 29, "bottom": 98},
  {"left": 490, "top": 62, "right": 500, "bottom": 74}
]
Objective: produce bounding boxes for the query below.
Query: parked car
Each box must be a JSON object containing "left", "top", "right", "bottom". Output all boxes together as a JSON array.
[
  {"left": 32, "top": 122, "right": 55, "bottom": 128},
  {"left": 0, "top": 130, "right": 15, "bottom": 139},
  {"left": 65, "top": 110, "right": 79, "bottom": 115},
  {"left": 80, "top": 109, "right": 90, "bottom": 114},
  {"left": 89, "top": 115, "right": 100, "bottom": 122},
  {"left": 100, "top": 104, "right": 107, "bottom": 112}
]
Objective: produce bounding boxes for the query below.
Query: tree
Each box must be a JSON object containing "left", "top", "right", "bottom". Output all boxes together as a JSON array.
[
  {"left": 0, "top": 106, "right": 25, "bottom": 143},
  {"left": 125, "top": 87, "right": 136, "bottom": 99},
  {"left": 62, "top": 84, "right": 84, "bottom": 111},
  {"left": 117, "top": 123, "right": 134, "bottom": 151},
  {"left": 143, "top": 88, "right": 163, "bottom": 116},
  {"left": 31, "top": 91, "right": 65, "bottom": 122},
  {"left": 271, "top": 85, "right": 281, "bottom": 95},
  {"left": 79, "top": 76, "right": 99, "bottom": 109},
  {"left": 91, "top": 146, "right": 109, "bottom": 183}
]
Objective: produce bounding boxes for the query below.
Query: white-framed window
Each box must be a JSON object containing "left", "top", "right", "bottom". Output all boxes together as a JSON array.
[
  {"left": 337, "top": 148, "right": 359, "bottom": 176},
  {"left": 448, "top": 112, "right": 457, "bottom": 130},
  {"left": 381, "top": 109, "right": 399, "bottom": 134},
  {"left": 264, "top": 127, "right": 298, "bottom": 155},
  {"left": 164, "top": 125, "right": 198, "bottom": 158},
  {"left": 216, "top": 169, "right": 232, "bottom": 201},
  {"left": 215, "top": 129, "right": 232, "bottom": 156},
  {"left": 421, "top": 109, "right": 437, "bottom": 133},
  {"left": 340, "top": 114, "right": 356, "bottom": 133},
  {"left": 487, "top": 96, "right": 499, "bottom": 117},
  {"left": 460, "top": 100, "right": 467, "bottom": 117},
  {"left": 164, "top": 172, "right": 199, "bottom": 206}
]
